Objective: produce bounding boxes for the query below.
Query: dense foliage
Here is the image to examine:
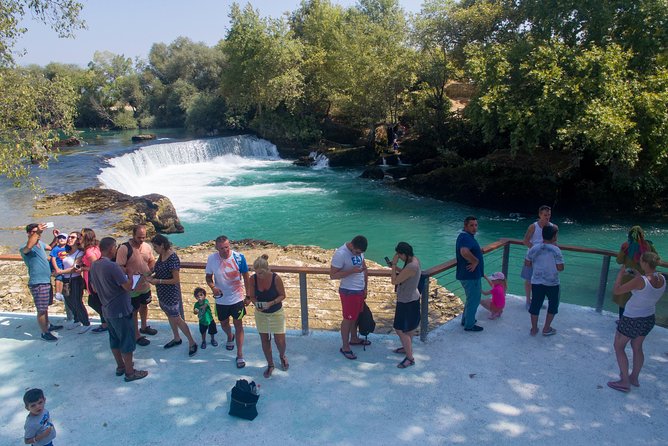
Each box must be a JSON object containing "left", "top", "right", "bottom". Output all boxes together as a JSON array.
[{"left": 2, "top": 0, "right": 668, "bottom": 214}]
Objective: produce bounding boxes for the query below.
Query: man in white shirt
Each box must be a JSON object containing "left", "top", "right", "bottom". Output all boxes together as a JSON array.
[
  {"left": 330, "top": 235, "right": 369, "bottom": 360},
  {"left": 205, "top": 235, "right": 250, "bottom": 368}
]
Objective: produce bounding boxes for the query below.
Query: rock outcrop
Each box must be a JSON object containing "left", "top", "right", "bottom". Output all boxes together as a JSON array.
[{"left": 34, "top": 188, "right": 184, "bottom": 235}]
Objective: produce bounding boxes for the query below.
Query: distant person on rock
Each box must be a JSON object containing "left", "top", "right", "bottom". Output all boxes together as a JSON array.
[
  {"left": 330, "top": 235, "right": 369, "bottom": 360},
  {"left": 521, "top": 205, "right": 558, "bottom": 310},
  {"left": 525, "top": 225, "right": 564, "bottom": 336},
  {"left": 205, "top": 235, "right": 250, "bottom": 369},
  {"left": 456, "top": 216, "right": 484, "bottom": 332},
  {"left": 612, "top": 226, "right": 657, "bottom": 318},
  {"left": 90, "top": 237, "right": 148, "bottom": 382},
  {"left": 608, "top": 252, "right": 665, "bottom": 393},
  {"left": 116, "top": 224, "right": 157, "bottom": 346}
]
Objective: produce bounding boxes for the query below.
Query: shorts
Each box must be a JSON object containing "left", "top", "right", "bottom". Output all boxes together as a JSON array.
[
  {"left": 529, "top": 284, "right": 560, "bottom": 315},
  {"left": 521, "top": 265, "right": 533, "bottom": 281},
  {"left": 393, "top": 300, "right": 421, "bottom": 332},
  {"left": 199, "top": 321, "right": 218, "bottom": 336},
  {"left": 617, "top": 314, "right": 655, "bottom": 339},
  {"left": 159, "top": 299, "right": 182, "bottom": 318},
  {"left": 54, "top": 274, "right": 64, "bottom": 282},
  {"left": 255, "top": 307, "right": 286, "bottom": 334},
  {"left": 29, "top": 283, "right": 52, "bottom": 312},
  {"left": 131, "top": 290, "right": 152, "bottom": 311},
  {"left": 107, "top": 314, "right": 136, "bottom": 353},
  {"left": 216, "top": 301, "right": 246, "bottom": 321},
  {"left": 339, "top": 289, "right": 365, "bottom": 321}
]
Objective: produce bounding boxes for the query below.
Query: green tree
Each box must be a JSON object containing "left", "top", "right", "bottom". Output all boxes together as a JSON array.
[{"left": 0, "top": 0, "right": 83, "bottom": 187}]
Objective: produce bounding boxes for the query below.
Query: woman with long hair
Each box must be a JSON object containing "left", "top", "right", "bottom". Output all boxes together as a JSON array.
[
  {"left": 61, "top": 231, "right": 90, "bottom": 333},
  {"left": 390, "top": 241, "right": 421, "bottom": 369},
  {"left": 613, "top": 226, "right": 658, "bottom": 318},
  {"left": 608, "top": 252, "right": 666, "bottom": 392},
  {"left": 247, "top": 254, "right": 288, "bottom": 378},
  {"left": 146, "top": 234, "right": 197, "bottom": 356},
  {"left": 81, "top": 228, "right": 107, "bottom": 332}
]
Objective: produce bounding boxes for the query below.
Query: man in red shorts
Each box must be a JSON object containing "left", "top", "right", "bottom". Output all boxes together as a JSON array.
[{"left": 330, "top": 235, "right": 369, "bottom": 360}]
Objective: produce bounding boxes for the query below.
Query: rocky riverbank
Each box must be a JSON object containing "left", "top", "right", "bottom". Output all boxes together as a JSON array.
[{"left": 0, "top": 240, "right": 463, "bottom": 334}]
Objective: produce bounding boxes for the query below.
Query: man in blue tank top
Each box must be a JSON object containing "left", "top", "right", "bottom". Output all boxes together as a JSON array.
[{"left": 456, "top": 216, "right": 485, "bottom": 332}]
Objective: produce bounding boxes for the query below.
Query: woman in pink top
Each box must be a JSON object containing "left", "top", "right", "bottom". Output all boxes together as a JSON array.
[{"left": 81, "top": 228, "right": 107, "bottom": 332}]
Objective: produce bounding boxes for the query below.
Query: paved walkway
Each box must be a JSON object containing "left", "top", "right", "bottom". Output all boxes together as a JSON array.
[{"left": 1, "top": 296, "right": 667, "bottom": 445}]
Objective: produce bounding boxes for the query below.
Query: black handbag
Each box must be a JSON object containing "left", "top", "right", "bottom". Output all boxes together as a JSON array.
[{"left": 229, "top": 379, "right": 260, "bottom": 420}]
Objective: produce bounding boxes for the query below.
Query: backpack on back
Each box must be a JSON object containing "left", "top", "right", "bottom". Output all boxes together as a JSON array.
[{"left": 112, "top": 241, "right": 133, "bottom": 263}]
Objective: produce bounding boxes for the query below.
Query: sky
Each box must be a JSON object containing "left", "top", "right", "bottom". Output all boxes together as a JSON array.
[{"left": 16, "top": 0, "right": 424, "bottom": 67}]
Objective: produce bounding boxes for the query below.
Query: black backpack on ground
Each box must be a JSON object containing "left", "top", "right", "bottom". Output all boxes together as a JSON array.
[
  {"left": 357, "top": 302, "right": 376, "bottom": 349},
  {"left": 229, "top": 379, "right": 260, "bottom": 421}
]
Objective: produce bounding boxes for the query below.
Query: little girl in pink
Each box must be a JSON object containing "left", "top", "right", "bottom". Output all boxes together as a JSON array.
[{"left": 481, "top": 272, "right": 506, "bottom": 319}]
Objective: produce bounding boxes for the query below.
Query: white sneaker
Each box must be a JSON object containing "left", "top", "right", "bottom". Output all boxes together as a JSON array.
[
  {"left": 66, "top": 321, "right": 82, "bottom": 330},
  {"left": 77, "top": 325, "right": 92, "bottom": 334}
]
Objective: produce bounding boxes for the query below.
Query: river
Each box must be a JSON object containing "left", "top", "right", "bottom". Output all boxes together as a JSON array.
[{"left": 1, "top": 130, "right": 667, "bottom": 317}]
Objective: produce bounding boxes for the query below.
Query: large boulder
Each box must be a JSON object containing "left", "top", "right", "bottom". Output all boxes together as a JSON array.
[{"left": 35, "top": 188, "right": 184, "bottom": 235}]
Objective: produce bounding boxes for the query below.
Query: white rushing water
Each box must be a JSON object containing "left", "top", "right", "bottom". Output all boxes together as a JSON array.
[{"left": 98, "top": 135, "right": 323, "bottom": 219}]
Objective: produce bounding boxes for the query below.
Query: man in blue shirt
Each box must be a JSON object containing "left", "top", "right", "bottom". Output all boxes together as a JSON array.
[
  {"left": 456, "top": 216, "right": 485, "bottom": 332},
  {"left": 20, "top": 223, "right": 62, "bottom": 341}
]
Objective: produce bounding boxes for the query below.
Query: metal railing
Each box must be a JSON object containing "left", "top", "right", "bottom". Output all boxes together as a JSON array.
[{"left": 3, "top": 238, "right": 667, "bottom": 340}]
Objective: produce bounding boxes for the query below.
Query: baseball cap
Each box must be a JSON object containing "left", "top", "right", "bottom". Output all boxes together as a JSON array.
[
  {"left": 57, "top": 234, "right": 68, "bottom": 240},
  {"left": 489, "top": 272, "right": 505, "bottom": 281}
]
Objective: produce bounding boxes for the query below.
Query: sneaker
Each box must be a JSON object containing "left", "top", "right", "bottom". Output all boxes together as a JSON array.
[
  {"left": 78, "top": 325, "right": 92, "bottom": 334},
  {"left": 464, "top": 325, "right": 484, "bottom": 332},
  {"left": 91, "top": 325, "right": 108, "bottom": 333},
  {"left": 41, "top": 332, "right": 58, "bottom": 341},
  {"left": 136, "top": 336, "right": 150, "bottom": 346},
  {"left": 139, "top": 326, "right": 158, "bottom": 336},
  {"left": 48, "top": 323, "right": 63, "bottom": 331},
  {"left": 66, "top": 321, "right": 82, "bottom": 330}
]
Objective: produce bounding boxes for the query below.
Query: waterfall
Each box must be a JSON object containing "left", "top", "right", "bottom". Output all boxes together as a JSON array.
[{"left": 98, "top": 135, "right": 280, "bottom": 195}]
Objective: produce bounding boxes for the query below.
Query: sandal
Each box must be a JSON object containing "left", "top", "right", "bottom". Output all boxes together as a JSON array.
[
  {"left": 210, "top": 339, "right": 218, "bottom": 347},
  {"left": 280, "top": 355, "right": 289, "bottom": 371},
  {"left": 263, "top": 364, "right": 275, "bottom": 378},
  {"left": 339, "top": 348, "right": 357, "bottom": 360},
  {"left": 124, "top": 370, "right": 149, "bottom": 382},
  {"left": 201, "top": 341, "right": 206, "bottom": 349},
  {"left": 226, "top": 334, "right": 235, "bottom": 351},
  {"left": 115, "top": 366, "right": 126, "bottom": 377},
  {"left": 393, "top": 347, "right": 406, "bottom": 354},
  {"left": 188, "top": 344, "right": 198, "bottom": 357},
  {"left": 164, "top": 339, "right": 183, "bottom": 349},
  {"left": 236, "top": 357, "right": 246, "bottom": 369},
  {"left": 397, "top": 357, "right": 415, "bottom": 369}
]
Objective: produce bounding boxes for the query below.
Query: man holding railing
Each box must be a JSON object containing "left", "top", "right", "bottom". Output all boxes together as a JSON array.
[{"left": 456, "top": 216, "right": 485, "bottom": 332}]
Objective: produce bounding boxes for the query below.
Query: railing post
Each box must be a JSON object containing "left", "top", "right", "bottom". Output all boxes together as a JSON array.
[
  {"left": 299, "top": 272, "right": 309, "bottom": 335},
  {"left": 420, "top": 273, "right": 430, "bottom": 342},
  {"left": 501, "top": 242, "right": 510, "bottom": 279},
  {"left": 595, "top": 256, "right": 611, "bottom": 313}
]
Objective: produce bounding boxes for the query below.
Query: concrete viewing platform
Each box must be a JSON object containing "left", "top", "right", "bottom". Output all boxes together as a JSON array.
[{"left": 0, "top": 295, "right": 667, "bottom": 445}]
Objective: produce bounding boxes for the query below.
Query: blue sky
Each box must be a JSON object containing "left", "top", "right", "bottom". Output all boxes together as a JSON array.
[{"left": 16, "top": 0, "right": 423, "bottom": 67}]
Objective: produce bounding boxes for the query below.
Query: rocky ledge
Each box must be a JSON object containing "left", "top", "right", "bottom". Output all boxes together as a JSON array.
[{"left": 33, "top": 188, "right": 184, "bottom": 235}]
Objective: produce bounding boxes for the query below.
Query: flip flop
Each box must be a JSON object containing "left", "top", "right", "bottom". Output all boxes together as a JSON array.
[
  {"left": 350, "top": 339, "right": 371, "bottom": 346},
  {"left": 236, "top": 357, "right": 246, "bottom": 369},
  {"left": 607, "top": 381, "right": 630, "bottom": 393},
  {"left": 339, "top": 348, "right": 357, "bottom": 360},
  {"left": 393, "top": 347, "right": 406, "bottom": 354},
  {"left": 226, "top": 334, "right": 235, "bottom": 351},
  {"left": 542, "top": 328, "right": 557, "bottom": 336}
]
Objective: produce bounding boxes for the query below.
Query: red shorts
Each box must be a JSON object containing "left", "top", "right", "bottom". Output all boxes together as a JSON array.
[{"left": 339, "top": 289, "right": 365, "bottom": 320}]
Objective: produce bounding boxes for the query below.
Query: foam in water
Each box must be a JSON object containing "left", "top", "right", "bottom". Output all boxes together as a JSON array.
[{"left": 98, "top": 135, "right": 323, "bottom": 218}]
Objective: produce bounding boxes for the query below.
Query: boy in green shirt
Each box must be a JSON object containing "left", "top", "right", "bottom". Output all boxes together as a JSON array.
[{"left": 193, "top": 287, "right": 218, "bottom": 349}]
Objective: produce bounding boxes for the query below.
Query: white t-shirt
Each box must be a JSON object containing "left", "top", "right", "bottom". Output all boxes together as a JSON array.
[
  {"left": 331, "top": 243, "right": 366, "bottom": 291},
  {"left": 526, "top": 243, "right": 564, "bottom": 286},
  {"left": 205, "top": 250, "right": 248, "bottom": 305}
]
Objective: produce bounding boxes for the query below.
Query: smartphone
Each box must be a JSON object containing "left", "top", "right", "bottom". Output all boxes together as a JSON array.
[
  {"left": 45, "top": 222, "right": 55, "bottom": 228},
  {"left": 384, "top": 256, "right": 392, "bottom": 266}
]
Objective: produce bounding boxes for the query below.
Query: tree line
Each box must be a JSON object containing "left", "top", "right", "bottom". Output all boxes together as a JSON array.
[{"left": 1, "top": 0, "right": 667, "bottom": 213}]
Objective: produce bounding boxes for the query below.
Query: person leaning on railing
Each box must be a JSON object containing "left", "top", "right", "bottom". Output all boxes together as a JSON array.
[{"left": 612, "top": 226, "right": 658, "bottom": 319}]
